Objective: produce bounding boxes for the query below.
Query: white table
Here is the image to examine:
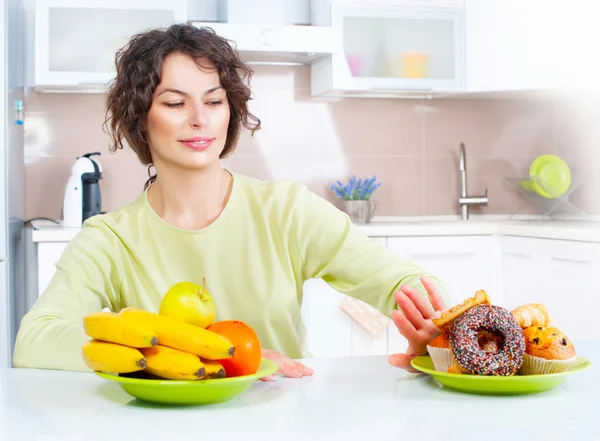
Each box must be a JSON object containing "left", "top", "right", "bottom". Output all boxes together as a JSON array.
[{"left": 1, "top": 341, "right": 598, "bottom": 441}]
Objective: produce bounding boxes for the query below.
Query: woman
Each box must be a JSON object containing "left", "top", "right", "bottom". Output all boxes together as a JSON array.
[{"left": 13, "top": 24, "right": 449, "bottom": 379}]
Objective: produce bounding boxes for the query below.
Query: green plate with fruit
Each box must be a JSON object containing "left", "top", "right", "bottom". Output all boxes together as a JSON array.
[
  {"left": 410, "top": 355, "right": 591, "bottom": 395},
  {"left": 95, "top": 358, "right": 278, "bottom": 405}
]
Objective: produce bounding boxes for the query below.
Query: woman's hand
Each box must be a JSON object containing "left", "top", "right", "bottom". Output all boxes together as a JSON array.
[
  {"left": 388, "top": 276, "right": 448, "bottom": 373},
  {"left": 259, "top": 348, "right": 314, "bottom": 381}
]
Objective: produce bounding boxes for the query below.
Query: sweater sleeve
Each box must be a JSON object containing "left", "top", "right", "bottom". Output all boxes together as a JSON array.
[
  {"left": 294, "top": 186, "right": 451, "bottom": 316},
  {"left": 12, "top": 221, "right": 122, "bottom": 371}
]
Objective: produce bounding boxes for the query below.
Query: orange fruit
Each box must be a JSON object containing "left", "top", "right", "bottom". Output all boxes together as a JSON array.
[{"left": 207, "top": 320, "right": 261, "bottom": 377}]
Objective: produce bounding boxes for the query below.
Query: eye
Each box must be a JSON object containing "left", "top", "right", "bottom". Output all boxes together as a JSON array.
[
  {"left": 207, "top": 100, "right": 223, "bottom": 106},
  {"left": 165, "top": 102, "right": 183, "bottom": 108}
]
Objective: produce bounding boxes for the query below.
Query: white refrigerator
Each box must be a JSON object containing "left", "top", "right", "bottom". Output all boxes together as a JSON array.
[{"left": 1, "top": 0, "right": 25, "bottom": 368}]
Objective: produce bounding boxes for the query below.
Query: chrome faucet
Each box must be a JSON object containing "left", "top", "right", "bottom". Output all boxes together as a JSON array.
[{"left": 458, "top": 142, "right": 488, "bottom": 220}]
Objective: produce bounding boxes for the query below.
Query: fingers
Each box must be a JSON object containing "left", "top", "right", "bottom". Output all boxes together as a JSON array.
[
  {"left": 387, "top": 353, "right": 420, "bottom": 373},
  {"left": 421, "top": 276, "right": 448, "bottom": 313},
  {"left": 400, "top": 284, "right": 436, "bottom": 319},
  {"left": 261, "top": 347, "right": 314, "bottom": 379},
  {"left": 299, "top": 362, "right": 315, "bottom": 376},
  {"left": 391, "top": 309, "right": 419, "bottom": 343},
  {"left": 279, "top": 359, "right": 314, "bottom": 378},
  {"left": 259, "top": 374, "right": 276, "bottom": 382},
  {"left": 394, "top": 290, "right": 427, "bottom": 328}
]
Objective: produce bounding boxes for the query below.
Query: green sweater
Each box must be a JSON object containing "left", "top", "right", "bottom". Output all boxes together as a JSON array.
[{"left": 13, "top": 173, "right": 449, "bottom": 371}]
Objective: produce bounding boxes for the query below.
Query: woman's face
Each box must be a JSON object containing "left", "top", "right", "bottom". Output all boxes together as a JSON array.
[{"left": 146, "top": 52, "right": 230, "bottom": 173}]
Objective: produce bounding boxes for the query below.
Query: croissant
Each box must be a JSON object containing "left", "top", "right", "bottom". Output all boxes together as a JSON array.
[{"left": 511, "top": 303, "right": 552, "bottom": 328}]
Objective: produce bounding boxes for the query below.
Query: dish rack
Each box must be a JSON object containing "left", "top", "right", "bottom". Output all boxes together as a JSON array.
[{"left": 505, "top": 172, "right": 588, "bottom": 219}]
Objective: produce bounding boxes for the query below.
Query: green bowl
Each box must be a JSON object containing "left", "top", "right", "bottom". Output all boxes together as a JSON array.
[
  {"left": 95, "top": 358, "right": 278, "bottom": 405},
  {"left": 410, "top": 355, "right": 591, "bottom": 395}
]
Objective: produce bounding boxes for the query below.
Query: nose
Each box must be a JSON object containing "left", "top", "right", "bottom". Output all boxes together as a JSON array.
[{"left": 188, "top": 102, "right": 208, "bottom": 129}]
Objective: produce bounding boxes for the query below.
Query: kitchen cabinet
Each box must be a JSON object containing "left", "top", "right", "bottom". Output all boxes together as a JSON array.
[
  {"left": 300, "top": 278, "right": 353, "bottom": 358},
  {"left": 32, "top": 0, "right": 187, "bottom": 92},
  {"left": 301, "top": 237, "right": 390, "bottom": 358},
  {"left": 310, "top": 1, "right": 466, "bottom": 98},
  {"left": 386, "top": 235, "right": 503, "bottom": 306},
  {"left": 465, "top": 0, "right": 563, "bottom": 93},
  {"left": 501, "top": 236, "right": 600, "bottom": 342},
  {"left": 36, "top": 241, "right": 68, "bottom": 297}
]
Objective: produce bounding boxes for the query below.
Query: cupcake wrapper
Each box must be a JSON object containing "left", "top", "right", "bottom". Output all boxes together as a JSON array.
[
  {"left": 519, "top": 353, "right": 577, "bottom": 375},
  {"left": 427, "top": 346, "right": 452, "bottom": 372}
]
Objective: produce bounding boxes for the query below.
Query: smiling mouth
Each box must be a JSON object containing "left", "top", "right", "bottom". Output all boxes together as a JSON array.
[{"left": 179, "top": 138, "right": 214, "bottom": 151}]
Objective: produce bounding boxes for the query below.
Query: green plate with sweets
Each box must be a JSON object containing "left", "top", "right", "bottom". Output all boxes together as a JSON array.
[{"left": 410, "top": 355, "right": 591, "bottom": 395}]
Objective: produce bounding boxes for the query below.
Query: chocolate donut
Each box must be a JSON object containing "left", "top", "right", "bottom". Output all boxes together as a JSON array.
[{"left": 449, "top": 304, "right": 525, "bottom": 376}]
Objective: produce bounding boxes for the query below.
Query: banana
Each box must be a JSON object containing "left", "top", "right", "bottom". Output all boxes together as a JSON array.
[
  {"left": 83, "top": 311, "right": 158, "bottom": 348},
  {"left": 140, "top": 345, "right": 205, "bottom": 380},
  {"left": 82, "top": 339, "right": 147, "bottom": 373},
  {"left": 201, "top": 359, "right": 226, "bottom": 379},
  {"left": 119, "top": 308, "right": 234, "bottom": 360}
]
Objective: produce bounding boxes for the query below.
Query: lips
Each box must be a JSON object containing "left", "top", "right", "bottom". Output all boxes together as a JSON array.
[{"left": 179, "top": 137, "right": 214, "bottom": 151}]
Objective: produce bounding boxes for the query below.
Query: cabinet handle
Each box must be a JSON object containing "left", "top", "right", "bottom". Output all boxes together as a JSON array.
[
  {"left": 369, "top": 86, "right": 432, "bottom": 91},
  {"left": 0, "top": 258, "right": 6, "bottom": 262},
  {"left": 551, "top": 257, "right": 592, "bottom": 266},
  {"left": 411, "top": 252, "right": 474, "bottom": 259},
  {"left": 503, "top": 252, "right": 530, "bottom": 259}
]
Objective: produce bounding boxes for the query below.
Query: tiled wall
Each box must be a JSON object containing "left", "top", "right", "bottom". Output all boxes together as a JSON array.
[{"left": 23, "top": 66, "right": 599, "bottom": 221}]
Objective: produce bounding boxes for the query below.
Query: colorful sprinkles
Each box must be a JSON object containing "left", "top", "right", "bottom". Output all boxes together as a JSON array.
[{"left": 449, "top": 304, "right": 525, "bottom": 376}]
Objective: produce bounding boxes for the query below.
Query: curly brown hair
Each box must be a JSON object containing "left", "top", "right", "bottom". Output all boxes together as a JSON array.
[{"left": 103, "top": 24, "right": 261, "bottom": 189}]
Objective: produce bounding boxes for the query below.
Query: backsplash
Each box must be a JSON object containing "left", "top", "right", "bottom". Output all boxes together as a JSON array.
[{"left": 23, "top": 66, "right": 599, "bottom": 220}]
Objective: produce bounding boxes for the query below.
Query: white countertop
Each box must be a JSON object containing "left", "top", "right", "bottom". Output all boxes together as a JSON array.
[
  {"left": 360, "top": 218, "right": 600, "bottom": 242},
  {"left": 1, "top": 340, "right": 599, "bottom": 441},
  {"left": 30, "top": 215, "right": 600, "bottom": 243}
]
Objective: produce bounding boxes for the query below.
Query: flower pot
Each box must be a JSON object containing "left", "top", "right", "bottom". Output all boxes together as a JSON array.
[{"left": 343, "top": 200, "right": 380, "bottom": 224}]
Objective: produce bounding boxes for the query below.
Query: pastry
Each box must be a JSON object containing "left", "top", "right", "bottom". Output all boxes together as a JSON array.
[
  {"left": 426, "top": 331, "right": 452, "bottom": 372},
  {"left": 432, "top": 289, "right": 490, "bottom": 331},
  {"left": 511, "top": 303, "right": 552, "bottom": 328},
  {"left": 448, "top": 304, "right": 525, "bottom": 376},
  {"left": 519, "top": 326, "right": 577, "bottom": 375}
]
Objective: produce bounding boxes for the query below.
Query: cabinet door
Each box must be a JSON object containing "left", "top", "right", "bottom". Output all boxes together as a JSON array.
[
  {"left": 300, "top": 237, "right": 390, "bottom": 358},
  {"left": 34, "top": 0, "right": 187, "bottom": 91},
  {"left": 386, "top": 235, "right": 502, "bottom": 304},
  {"left": 348, "top": 237, "right": 389, "bottom": 357},
  {"left": 502, "top": 236, "right": 600, "bottom": 342},
  {"left": 386, "top": 235, "right": 502, "bottom": 353},
  {"left": 37, "top": 242, "right": 68, "bottom": 297},
  {"left": 311, "top": 2, "right": 466, "bottom": 97},
  {"left": 301, "top": 278, "right": 352, "bottom": 358},
  {"left": 465, "top": 0, "right": 562, "bottom": 92}
]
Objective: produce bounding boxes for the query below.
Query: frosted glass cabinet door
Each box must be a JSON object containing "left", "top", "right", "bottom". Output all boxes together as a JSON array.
[
  {"left": 34, "top": 0, "right": 187, "bottom": 90},
  {"left": 331, "top": 4, "right": 465, "bottom": 92}
]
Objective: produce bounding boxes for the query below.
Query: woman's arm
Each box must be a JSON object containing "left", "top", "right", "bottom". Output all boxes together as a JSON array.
[
  {"left": 293, "top": 186, "right": 452, "bottom": 315},
  {"left": 13, "top": 223, "right": 121, "bottom": 371}
]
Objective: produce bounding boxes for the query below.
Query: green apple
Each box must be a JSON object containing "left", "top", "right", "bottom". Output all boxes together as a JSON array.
[{"left": 159, "top": 279, "right": 216, "bottom": 328}]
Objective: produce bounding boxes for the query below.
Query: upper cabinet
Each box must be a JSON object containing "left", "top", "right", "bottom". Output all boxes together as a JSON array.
[
  {"left": 465, "top": 0, "right": 600, "bottom": 95},
  {"left": 31, "top": 0, "right": 598, "bottom": 98},
  {"left": 465, "top": 0, "right": 561, "bottom": 94},
  {"left": 33, "top": 0, "right": 187, "bottom": 92},
  {"left": 310, "top": 1, "right": 466, "bottom": 98}
]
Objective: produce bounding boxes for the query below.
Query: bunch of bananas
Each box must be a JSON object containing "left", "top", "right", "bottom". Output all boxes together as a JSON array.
[{"left": 81, "top": 308, "right": 234, "bottom": 380}]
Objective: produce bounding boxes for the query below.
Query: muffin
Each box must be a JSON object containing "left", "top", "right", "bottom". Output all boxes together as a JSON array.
[
  {"left": 519, "top": 326, "right": 577, "bottom": 375},
  {"left": 427, "top": 331, "right": 452, "bottom": 372}
]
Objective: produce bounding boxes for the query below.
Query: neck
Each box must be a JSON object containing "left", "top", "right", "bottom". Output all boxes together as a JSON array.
[{"left": 147, "top": 165, "right": 232, "bottom": 230}]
